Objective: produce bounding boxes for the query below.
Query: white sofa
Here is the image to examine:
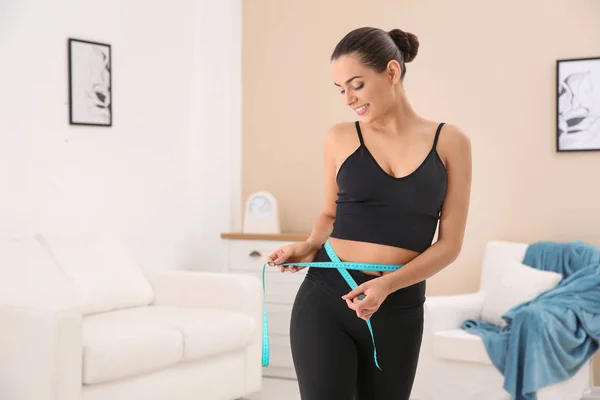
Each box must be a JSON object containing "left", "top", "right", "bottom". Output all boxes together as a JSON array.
[
  {"left": 0, "top": 233, "right": 263, "bottom": 400},
  {"left": 411, "top": 240, "right": 594, "bottom": 400}
]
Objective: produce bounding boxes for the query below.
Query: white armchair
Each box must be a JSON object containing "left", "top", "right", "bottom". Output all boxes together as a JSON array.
[
  {"left": 0, "top": 234, "right": 262, "bottom": 400},
  {"left": 411, "top": 240, "right": 594, "bottom": 400}
]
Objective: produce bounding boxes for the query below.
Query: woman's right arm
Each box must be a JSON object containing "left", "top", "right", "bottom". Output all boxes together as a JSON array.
[{"left": 268, "top": 126, "right": 340, "bottom": 270}]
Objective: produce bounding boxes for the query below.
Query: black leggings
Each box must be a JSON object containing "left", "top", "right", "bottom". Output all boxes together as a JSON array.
[{"left": 290, "top": 247, "right": 425, "bottom": 400}]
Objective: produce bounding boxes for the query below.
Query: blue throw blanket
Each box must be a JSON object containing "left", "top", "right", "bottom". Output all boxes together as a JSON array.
[{"left": 461, "top": 241, "right": 600, "bottom": 400}]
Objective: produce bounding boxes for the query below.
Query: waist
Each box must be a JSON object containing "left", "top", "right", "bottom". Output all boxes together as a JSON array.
[
  {"left": 306, "top": 246, "right": 426, "bottom": 307},
  {"left": 328, "top": 237, "right": 419, "bottom": 266}
]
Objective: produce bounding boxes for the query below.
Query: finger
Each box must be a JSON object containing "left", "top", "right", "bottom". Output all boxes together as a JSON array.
[
  {"left": 357, "top": 307, "right": 376, "bottom": 319},
  {"left": 342, "top": 285, "right": 365, "bottom": 301},
  {"left": 358, "top": 306, "right": 375, "bottom": 315},
  {"left": 356, "top": 297, "right": 374, "bottom": 309},
  {"left": 266, "top": 251, "right": 278, "bottom": 266},
  {"left": 345, "top": 298, "right": 357, "bottom": 310},
  {"left": 267, "top": 249, "right": 285, "bottom": 265},
  {"left": 346, "top": 294, "right": 368, "bottom": 309},
  {"left": 346, "top": 298, "right": 365, "bottom": 311},
  {"left": 360, "top": 313, "right": 374, "bottom": 321},
  {"left": 358, "top": 305, "right": 378, "bottom": 319},
  {"left": 351, "top": 297, "right": 367, "bottom": 312},
  {"left": 273, "top": 248, "right": 289, "bottom": 265}
]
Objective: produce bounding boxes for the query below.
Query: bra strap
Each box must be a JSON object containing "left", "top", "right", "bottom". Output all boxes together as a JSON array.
[
  {"left": 355, "top": 121, "right": 365, "bottom": 146},
  {"left": 433, "top": 122, "right": 445, "bottom": 150}
]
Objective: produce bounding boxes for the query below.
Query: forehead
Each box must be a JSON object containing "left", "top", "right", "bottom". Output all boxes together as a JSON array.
[{"left": 331, "top": 54, "right": 371, "bottom": 84}]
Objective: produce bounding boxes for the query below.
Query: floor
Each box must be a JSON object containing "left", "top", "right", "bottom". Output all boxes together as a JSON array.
[
  {"left": 583, "top": 388, "right": 600, "bottom": 400},
  {"left": 243, "top": 377, "right": 300, "bottom": 400},
  {"left": 242, "top": 378, "right": 600, "bottom": 400}
]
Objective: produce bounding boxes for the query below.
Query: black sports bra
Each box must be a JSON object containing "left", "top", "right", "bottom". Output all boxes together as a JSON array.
[{"left": 330, "top": 121, "right": 448, "bottom": 253}]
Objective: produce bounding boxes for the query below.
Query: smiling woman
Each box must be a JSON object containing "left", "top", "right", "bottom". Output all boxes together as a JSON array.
[{"left": 267, "top": 26, "right": 472, "bottom": 400}]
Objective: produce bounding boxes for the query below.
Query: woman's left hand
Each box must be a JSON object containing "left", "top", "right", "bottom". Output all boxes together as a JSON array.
[{"left": 342, "top": 278, "right": 392, "bottom": 321}]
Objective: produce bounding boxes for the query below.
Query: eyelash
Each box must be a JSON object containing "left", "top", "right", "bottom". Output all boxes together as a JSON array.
[{"left": 339, "top": 84, "right": 364, "bottom": 94}]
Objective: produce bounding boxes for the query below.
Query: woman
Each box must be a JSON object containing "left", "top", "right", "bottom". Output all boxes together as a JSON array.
[{"left": 267, "top": 26, "right": 472, "bottom": 400}]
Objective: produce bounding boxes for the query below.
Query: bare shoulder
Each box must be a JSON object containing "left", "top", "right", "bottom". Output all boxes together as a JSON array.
[
  {"left": 325, "top": 121, "right": 357, "bottom": 143},
  {"left": 436, "top": 123, "right": 472, "bottom": 165},
  {"left": 324, "top": 121, "right": 361, "bottom": 153}
]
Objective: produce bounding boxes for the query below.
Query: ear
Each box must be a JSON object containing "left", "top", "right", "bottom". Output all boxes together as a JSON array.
[{"left": 386, "top": 60, "right": 402, "bottom": 84}]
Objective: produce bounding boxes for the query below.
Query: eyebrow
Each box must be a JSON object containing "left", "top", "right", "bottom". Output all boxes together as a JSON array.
[{"left": 333, "top": 76, "right": 363, "bottom": 87}]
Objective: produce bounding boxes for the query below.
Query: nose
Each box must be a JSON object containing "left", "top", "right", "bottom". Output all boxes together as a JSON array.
[{"left": 343, "top": 91, "right": 356, "bottom": 107}]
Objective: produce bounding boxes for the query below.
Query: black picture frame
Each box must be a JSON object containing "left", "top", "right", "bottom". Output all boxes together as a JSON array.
[
  {"left": 68, "top": 38, "right": 112, "bottom": 127},
  {"left": 556, "top": 56, "right": 600, "bottom": 152}
]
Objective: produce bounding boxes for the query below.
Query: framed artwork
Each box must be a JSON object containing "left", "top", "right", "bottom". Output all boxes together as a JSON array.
[
  {"left": 68, "top": 38, "right": 112, "bottom": 126},
  {"left": 556, "top": 56, "right": 600, "bottom": 152}
]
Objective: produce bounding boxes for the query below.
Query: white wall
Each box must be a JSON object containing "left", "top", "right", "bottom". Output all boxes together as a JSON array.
[{"left": 0, "top": 0, "right": 241, "bottom": 271}]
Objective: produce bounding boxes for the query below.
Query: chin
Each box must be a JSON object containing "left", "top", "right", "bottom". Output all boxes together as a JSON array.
[{"left": 358, "top": 113, "right": 375, "bottom": 123}]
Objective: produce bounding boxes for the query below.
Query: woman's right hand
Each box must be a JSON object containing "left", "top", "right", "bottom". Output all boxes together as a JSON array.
[{"left": 267, "top": 241, "right": 320, "bottom": 273}]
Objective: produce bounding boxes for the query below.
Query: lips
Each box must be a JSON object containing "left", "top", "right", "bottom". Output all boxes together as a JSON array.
[{"left": 354, "top": 104, "right": 370, "bottom": 115}]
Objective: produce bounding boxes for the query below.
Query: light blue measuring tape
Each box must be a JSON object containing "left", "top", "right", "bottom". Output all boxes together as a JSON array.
[{"left": 261, "top": 240, "right": 403, "bottom": 370}]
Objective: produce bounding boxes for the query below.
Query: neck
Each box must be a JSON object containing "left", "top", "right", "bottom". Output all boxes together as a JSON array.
[{"left": 368, "top": 88, "right": 421, "bottom": 136}]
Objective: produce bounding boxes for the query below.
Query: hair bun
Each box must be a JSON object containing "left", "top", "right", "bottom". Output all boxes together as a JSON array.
[{"left": 388, "top": 29, "right": 419, "bottom": 63}]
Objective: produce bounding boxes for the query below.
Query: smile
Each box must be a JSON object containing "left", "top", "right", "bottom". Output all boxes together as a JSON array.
[{"left": 354, "top": 104, "right": 370, "bottom": 115}]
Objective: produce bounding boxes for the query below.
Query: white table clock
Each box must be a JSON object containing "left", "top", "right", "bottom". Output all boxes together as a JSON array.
[{"left": 242, "top": 191, "right": 281, "bottom": 234}]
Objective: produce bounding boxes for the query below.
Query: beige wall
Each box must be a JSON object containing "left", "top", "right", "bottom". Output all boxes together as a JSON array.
[{"left": 243, "top": 0, "right": 600, "bottom": 384}]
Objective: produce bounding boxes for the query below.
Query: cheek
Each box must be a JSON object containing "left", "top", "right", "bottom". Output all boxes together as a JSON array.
[
  {"left": 362, "top": 86, "right": 387, "bottom": 108},
  {"left": 358, "top": 87, "right": 376, "bottom": 104}
]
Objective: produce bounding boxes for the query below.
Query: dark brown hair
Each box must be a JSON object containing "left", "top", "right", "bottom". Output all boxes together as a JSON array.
[{"left": 331, "top": 27, "right": 419, "bottom": 79}]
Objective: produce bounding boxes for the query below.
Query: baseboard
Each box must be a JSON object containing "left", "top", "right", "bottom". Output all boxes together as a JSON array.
[
  {"left": 582, "top": 387, "right": 600, "bottom": 400},
  {"left": 262, "top": 366, "right": 296, "bottom": 380}
]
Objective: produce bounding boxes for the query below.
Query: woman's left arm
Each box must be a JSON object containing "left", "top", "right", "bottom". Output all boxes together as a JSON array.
[{"left": 380, "top": 124, "right": 472, "bottom": 294}]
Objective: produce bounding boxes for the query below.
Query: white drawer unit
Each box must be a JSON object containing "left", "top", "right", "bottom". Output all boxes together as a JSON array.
[{"left": 221, "top": 233, "right": 309, "bottom": 379}]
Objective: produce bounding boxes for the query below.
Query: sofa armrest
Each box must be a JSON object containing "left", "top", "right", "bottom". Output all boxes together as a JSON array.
[
  {"left": 0, "top": 304, "right": 82, "bottom": 400},
  {"left": 424, "top": 291, "right": 487, "bottom": 332},
  {"left": 146, "top": 270, "right": 263, "bottom": 320}
]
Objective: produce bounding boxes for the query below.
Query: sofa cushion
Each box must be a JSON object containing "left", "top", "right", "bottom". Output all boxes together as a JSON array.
[
  {"left": 35, "top": 233, "right": 154, "bottom": 315},
  {"left": 480, "top": 258, "right": 562, "bottom": 327},
  {"left": 83, "top": 314, "right": 183, "bottom": 385},
  {"left": 93, "top": 306, "right": 256, "bottom": 361},
  {"left": 479, "top": 240, "right": 528, "bottom": 293},
  {"left": 432, "top": 329, "right": 492, "bottom": 365},
  {"left": 82, "top": 306, "right": 256, "bottom": 384},
  {"left": 0, "top": 237, "right": 75, "bottom": 309}
]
